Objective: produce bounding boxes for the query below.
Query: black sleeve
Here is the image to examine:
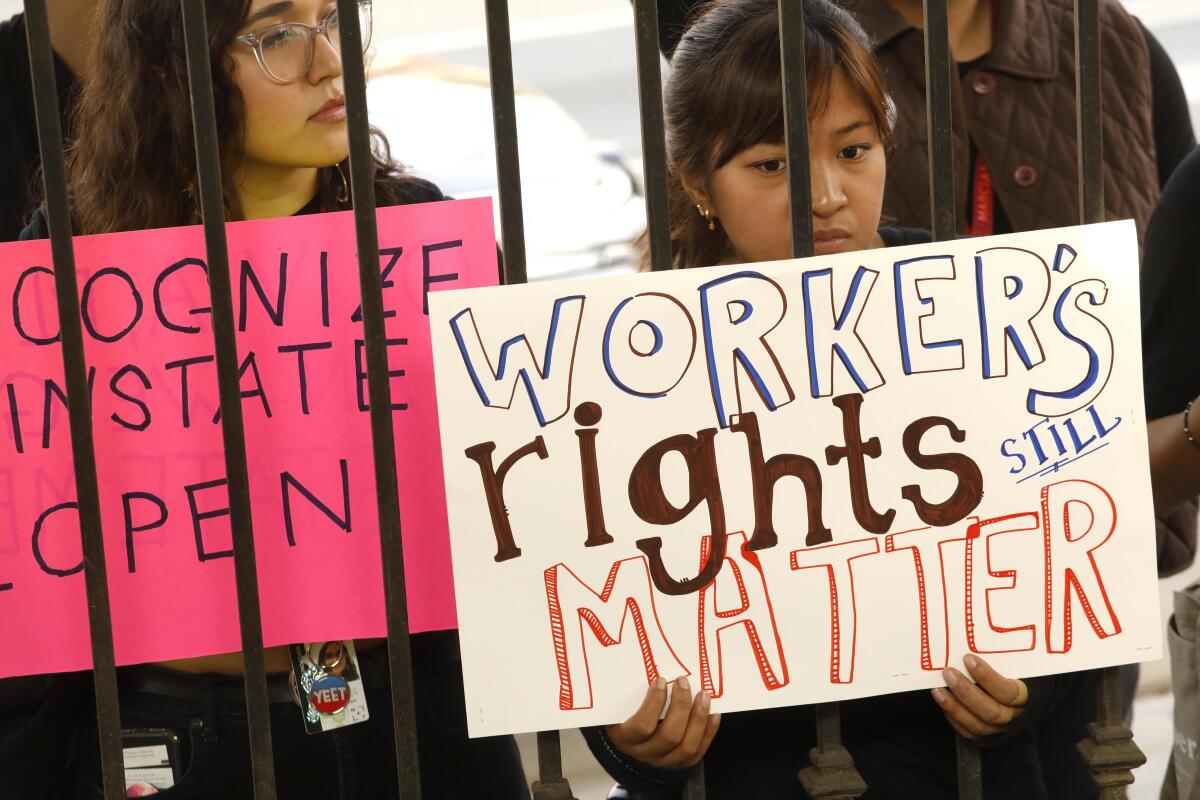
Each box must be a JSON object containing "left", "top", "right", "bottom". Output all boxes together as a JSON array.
[
  {"left": 17, "top": 206, "right": 48, "bottom": 240},
  {"left": 1136, "top": 19, "right": 1196, "bottom": 188},
  {"left": 580, "top": 726, "right": 687, "bottom": 797},
  {"left": 1141, "top": 146, "right": 1200, "bottom": 421}
]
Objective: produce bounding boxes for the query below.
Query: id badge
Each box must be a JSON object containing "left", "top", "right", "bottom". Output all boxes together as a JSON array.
[
  {"left": 289, "top": 640, "right": 370, "bottom": 734},
  {"left": 121, "top": 728, "right": 181, "bottom": 794}
]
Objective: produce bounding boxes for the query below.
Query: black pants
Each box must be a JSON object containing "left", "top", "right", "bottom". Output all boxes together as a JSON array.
[{"left": 6, "top": 632, "right": 529, "bottom": 800}]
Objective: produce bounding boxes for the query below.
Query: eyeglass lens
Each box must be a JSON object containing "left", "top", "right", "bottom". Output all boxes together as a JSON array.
[{"left": 259, "top": 2, "right": 372, "bottom": 83}]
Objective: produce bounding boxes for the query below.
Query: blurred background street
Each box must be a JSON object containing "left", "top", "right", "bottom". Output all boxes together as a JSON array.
[{"left": 1, "top": 0, "right": 1196, "bottom": 796}]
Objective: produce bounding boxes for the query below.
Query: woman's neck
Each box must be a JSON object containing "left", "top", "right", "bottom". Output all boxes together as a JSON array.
[
  {"left": 235, "top": 162, "right": 321, "bottom": 221},
  {"left": 886, "top": 0, "right": 993, "bottom": 62}
]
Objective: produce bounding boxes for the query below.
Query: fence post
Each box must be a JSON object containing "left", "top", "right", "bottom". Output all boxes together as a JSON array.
[
  {"left": 23, "top": 2, "right": 124, "bottom": 797},
  {"left": 1072, "top": 4, "right": 1146, "bottom": 792},
  {"left": 179, "top": 2, "right": 279, "bottom": 796},
  {"left": 480, "top": 1, "right": 580, "bottom": 797},
  {"left": 919, "top": 1, "right": 984, "bottom": 792},
  {"left": 333, "top": 1, "right": 426, "bottom": 796},
  {"left": 778, "top": 2, "right": 866, "bottom": 795}
]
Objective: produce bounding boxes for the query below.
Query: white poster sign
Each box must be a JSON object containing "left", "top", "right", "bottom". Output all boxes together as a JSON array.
[{"left": 429, "top": 222, "right": 1161, "bottom": 737}]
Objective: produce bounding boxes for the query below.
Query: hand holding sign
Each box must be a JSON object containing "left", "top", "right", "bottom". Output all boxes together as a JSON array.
[
  {"left": 933, "top": 655, "right": 1030, "bottom": 741},
  {"left": 605, "top": 676, "right": 721, "bottom": 769}
]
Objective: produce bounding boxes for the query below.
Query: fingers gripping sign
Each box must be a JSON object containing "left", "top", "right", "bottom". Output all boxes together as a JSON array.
[
  {"left": 931, "top": 655, "right": 1029, "bottom": 742},
  {"left": 606, "top": 676, "right": 722, "bottom": 769}
]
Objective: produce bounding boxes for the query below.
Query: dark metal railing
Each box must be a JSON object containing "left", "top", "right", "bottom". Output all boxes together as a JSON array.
[
  {"left": 17, "top": 0, "right": 1140, "bottom": 797},
  {"left": 22, "top": 3, "right": 124, "bottom": 799}
]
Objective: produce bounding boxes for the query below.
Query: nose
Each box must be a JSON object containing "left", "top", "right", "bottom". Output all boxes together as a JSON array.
[
  {"left": 309, "top": 27, "right": 343, "bottom": 84},
  {"left": 810, "top": 161, "right": 848, "bottom": 219}
]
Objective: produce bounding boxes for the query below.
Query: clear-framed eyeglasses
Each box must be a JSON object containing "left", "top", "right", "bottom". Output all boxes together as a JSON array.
[{"left": 234, "top": 0, "right": 373, "bottom": 85}]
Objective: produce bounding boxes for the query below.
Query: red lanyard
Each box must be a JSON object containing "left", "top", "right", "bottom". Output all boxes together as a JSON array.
[{"left": 965, "top": 156, "right": 994, "bottom": 236}]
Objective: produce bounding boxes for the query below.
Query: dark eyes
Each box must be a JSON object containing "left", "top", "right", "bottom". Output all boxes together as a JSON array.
[
  {"left": 840, "top": 144, "right": 871, "bottom": 160},
  {"left": 753, "top": 158, "right": 787, "bottom": 174}
]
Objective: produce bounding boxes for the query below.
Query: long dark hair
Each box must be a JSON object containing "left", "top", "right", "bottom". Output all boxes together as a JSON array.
[
  {"left": 67, "top": 0, "right": 410, "bottom": 234},
  {"left": 660, "top": 0, "right": 894, "bottom": 269}
]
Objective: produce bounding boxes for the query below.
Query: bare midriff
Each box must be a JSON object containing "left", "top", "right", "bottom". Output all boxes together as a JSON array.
[{"left": 153, "top": 638, "right": 386, "bottom": 676}]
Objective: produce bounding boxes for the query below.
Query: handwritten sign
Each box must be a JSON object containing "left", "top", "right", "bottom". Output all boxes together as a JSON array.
[
  {"left": 429, "top": 221, "right": 1162, "bottom": 737},
  {"left": 0, "top": 198, "right": 497, "bottom": 677}
]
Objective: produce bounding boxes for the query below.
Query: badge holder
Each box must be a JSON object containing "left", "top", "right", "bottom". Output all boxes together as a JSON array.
[{"left": 289, "top": 640, "right": 370, "bottom": 734}]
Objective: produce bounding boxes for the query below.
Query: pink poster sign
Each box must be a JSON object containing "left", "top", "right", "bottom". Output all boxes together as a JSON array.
[{"left": 0, "top": 198, "right": 496, "bottom": 677}]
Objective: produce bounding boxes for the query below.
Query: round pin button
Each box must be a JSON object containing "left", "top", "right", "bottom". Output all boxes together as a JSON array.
[
  {"left": 971, "top": 72, "right": 996, "bottom": 95},
  {"left": 309, "top": 675, "right": 351, "bottom": 715},
  {"left": 1014, "top": 165, "right": 1038, "bottom": 187}
]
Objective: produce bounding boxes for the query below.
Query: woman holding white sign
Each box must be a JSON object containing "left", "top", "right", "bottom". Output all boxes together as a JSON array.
[
  {"left": 10, "top": 1, "right": 529, "bottom": 799},
  {"left": 583, "top": 1, "right": 1088, "bottom": 797}
]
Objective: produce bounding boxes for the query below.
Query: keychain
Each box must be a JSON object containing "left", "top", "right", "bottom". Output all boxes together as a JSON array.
[{"left": 288, "top": 640, "right": 370, "bottom": 734}]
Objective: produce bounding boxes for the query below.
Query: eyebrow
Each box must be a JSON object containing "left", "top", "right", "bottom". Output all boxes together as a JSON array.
[
  {"left": 245, "top": 1, "right": 293, "bottom": 26},
  {"left": 835, "top": 120, "right": 873, "bottom": 136}
]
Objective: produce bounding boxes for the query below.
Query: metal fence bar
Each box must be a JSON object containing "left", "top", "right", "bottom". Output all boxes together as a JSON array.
[
  {"left": 334, "top": 1, "right": 423, "bottom": 796},
  {"left": 484, "top": 0, "right": 529, "bottom": 286},
  {"left": 922, "top": 0, "right": 957, "bottom": 243},
  {"left": 179, "top": 2, "right": 278, "bottom": 797},
  {"left": 779, "top": 0, "right": 814, "bottom": 260},
  {"left": 778, "top": 1, "right": 864, "bottom": 795},
  {"left": 920, "top": 0, "right": 983, "bottom": 792},
  {"left": 1071, "top": 4, "right": 1143, "bottom": 792},
  {"left": 479, "top": 2, "right": 579, "bottom": 797},
  {"left": 22, "top": 3, "right": 124, "bottom": 798},
  {"left": 633, "top": 0, "right": 672, "bottom": 271},
  {"left": 532, "top": 730, "right": 578, "bottom": 800}
]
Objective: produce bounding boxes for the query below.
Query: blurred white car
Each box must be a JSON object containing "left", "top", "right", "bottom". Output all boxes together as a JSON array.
[{"left": 367, "top": 56, "right": 646, "bottom": 281}]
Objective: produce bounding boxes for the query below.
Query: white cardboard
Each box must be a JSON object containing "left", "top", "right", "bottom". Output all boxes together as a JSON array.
[{"left": 429, "top": 222, "right": 1162, "bottom": 737}]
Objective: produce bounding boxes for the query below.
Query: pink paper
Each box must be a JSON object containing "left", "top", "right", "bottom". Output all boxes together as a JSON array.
[{"left": 0, "top": 198, "right": 496, "bottom": 676}]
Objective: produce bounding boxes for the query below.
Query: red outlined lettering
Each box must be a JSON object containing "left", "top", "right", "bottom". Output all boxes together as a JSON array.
[
  {"left": 789, "top": 537, "right": 879, "bottom": 683},
  {"left": 1042, "top": 480, "right": 1121, "bottom": 653},
  {"left": 885, "top": 525, "right": 967, "bottom": 671},
  {"left": 544, "top": 557, "right": 688, "bottom": 710},
  {"left": 697, "top": 532, "right": 788, "bottom": 698},
  {"left": 965, "top": 513, "right": 1038, "bottom": 653}
]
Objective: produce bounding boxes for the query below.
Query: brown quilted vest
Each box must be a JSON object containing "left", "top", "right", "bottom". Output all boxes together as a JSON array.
[{"left": 839, "top": 0, "right": 1159, "bottom": 242}]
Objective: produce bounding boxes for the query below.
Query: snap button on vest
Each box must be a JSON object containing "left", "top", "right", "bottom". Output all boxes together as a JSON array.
[
  {"left": 1014, "top": 165, "right": 1038, "bottom": 187},
  {"left": 971, "top": 72, "right": 996, "bottom": 95}
]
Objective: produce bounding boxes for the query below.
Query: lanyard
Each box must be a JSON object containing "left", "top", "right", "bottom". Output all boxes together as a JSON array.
[{"left": 965, "top": 154, "right": 994, "bottom": 237}]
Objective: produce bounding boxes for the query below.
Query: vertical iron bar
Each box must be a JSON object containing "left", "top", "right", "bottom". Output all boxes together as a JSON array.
[
  {"left": 632, "top": 0, "right": 672, "bottom": 271},
  {"left": 780, "top": 2, "right": 862, "bottom": 796},
  {"left": 484, "top": 0, "right": 528, "bottom": 285},
  {"left": 921, "top": 0, "right": 981, "bottom": 794},
  {"left": 23, "top": 3, "right": 124, "bottom": 798},
  {"left": 683, "top": 762, "right": 706, "bottom": 800},
  {"left": 480, "top": 3, "right": 577, "bottom": 796},
  {"left": 179, "top": 2, "right": 277, "bottom": 798},
  {"left": 532, "top": 731, "right": 577, "bottom": 800},
  {"left": 1074, "top": 0, "right": 1104, "bottom": 227},
  {"left": 779, "top": 0, "right": 814, "bottom": 259},
  {"left": 334, "top": 1, "right": 422, "bottom": 796},
  {"left": 922, "top": 0, "right": 957, "bottom": 242},
  {"left": 1072, "top": 5, "right": 1143, "bottom": 791}
]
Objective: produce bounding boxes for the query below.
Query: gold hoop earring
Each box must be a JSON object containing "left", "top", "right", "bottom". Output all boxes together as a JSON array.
[
  {"left": 696, "top": 203, "right": 716, "bottom": 231},
  {"left": 336, "top": 162, "right": 350, "bottom": 205}
]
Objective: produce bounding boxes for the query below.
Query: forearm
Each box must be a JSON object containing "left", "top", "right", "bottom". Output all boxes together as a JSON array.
[{"left": 1148, "top": 407, "right": 1200, "bottom": 512}]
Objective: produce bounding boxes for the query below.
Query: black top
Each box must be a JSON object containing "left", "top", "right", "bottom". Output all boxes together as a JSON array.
[
  {"left": 18, "top": 174, "right": 446, "bottom": 240},
  {"left": 1142, "top": 146, "right": 1200, "bottom": 420},
  {"left": 0, "top": 13, "right": 77, "bottom": 243},
  {"left": 654, "top": 1, "right": 1196, "bottom": 235}
]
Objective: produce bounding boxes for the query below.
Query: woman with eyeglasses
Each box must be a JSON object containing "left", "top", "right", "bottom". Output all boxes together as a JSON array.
[{"left": 11, "top": 1, "right": 530, "bottom": 798}]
